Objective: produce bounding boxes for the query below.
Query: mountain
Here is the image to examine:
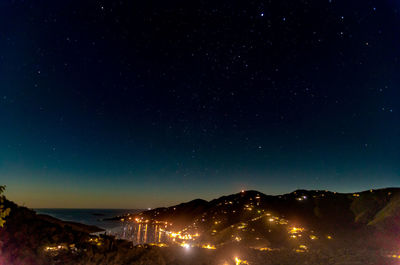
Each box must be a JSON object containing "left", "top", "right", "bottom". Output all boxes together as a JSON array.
[
  {"left": 2, "top": 188, "right": 400, "bottom": 265},
  {"left": 129, "top": 188, "right": 400, "bottom": 249},
  {"left": 140, "top": 188, "right": 400, "bottom": 226}
]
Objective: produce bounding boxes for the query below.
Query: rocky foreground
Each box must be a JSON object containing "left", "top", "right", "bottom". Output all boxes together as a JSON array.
[{"left": 1, "top": 188, "right": 400, "bottom": 264}]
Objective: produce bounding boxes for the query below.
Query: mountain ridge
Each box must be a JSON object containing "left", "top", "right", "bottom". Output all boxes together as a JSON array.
[{"left": 124, "top": 187, "right": 400, "bottom": 249}]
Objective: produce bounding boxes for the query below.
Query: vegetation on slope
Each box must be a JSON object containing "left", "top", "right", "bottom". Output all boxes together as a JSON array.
[{"left": 1, "top": 186, "right": 400, "bottom": 264}]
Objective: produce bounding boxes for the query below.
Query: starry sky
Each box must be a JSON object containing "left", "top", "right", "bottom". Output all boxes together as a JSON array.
[{"left": 0, "top": 0, "right": 399, "bottom": 208}]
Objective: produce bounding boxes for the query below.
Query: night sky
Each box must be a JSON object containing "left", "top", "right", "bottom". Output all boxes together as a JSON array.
[{"left": 1, "top": 0, "right": 399, "bottom": 208}]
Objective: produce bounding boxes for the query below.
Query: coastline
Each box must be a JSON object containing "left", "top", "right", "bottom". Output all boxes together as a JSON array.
[{"left": 34, "top": 208, "right": 142, "bottom": 230}]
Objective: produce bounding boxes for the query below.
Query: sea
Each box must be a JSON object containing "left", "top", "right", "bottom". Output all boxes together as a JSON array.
[
  {"left": 35, "top": 208, "right": 141, "bottom": 230},
  {"left": 34, "top": 208, "right": 169, "bottom": 245}
]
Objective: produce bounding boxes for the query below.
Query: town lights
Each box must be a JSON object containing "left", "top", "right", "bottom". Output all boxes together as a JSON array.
[
  {"left": 181, "top": 243, "right": 190, "bottom": 249},
  {"left": 234, "top": 257, "right": 249, "bottom": 265},
  {"left": 201, "top": 244, "right": 216, "bottom": 250},
  {"left": 288, "top": 227, "right": 305, "bottom": 234}
]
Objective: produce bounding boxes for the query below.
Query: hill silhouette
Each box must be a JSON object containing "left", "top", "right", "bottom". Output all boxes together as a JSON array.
[
  {"left": 129, "top": 188, "right": 400, "bottom": 250},
  {"left": 2, "top": 188, "right": 400, "bottom": 264}
]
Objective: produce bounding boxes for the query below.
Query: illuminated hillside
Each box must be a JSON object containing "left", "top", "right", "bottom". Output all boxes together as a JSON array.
[{"left": 114, "top": 188, "right": 400, "bottom": 252}]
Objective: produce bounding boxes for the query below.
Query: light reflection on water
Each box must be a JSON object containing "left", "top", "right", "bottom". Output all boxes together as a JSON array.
[{"left": 110, "top": 223, "right": 170, "bottom": 245}]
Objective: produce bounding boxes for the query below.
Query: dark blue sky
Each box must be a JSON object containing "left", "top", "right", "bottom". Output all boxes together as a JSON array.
[{"left": 0, "top": 0, "right": 399, "bottom": 208}]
